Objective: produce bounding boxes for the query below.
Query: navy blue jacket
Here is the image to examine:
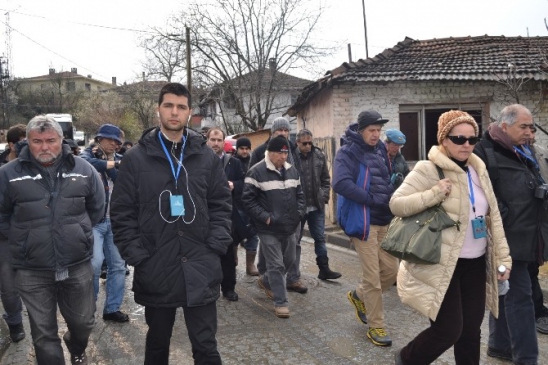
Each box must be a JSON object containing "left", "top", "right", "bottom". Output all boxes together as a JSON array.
[{"left": 332, "top": 123, "right": 394, "bottom": 240}]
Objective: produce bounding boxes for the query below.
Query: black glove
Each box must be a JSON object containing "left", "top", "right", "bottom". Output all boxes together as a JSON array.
[{"left": 114, "top": 160, "right": 121, "bottom": 169}]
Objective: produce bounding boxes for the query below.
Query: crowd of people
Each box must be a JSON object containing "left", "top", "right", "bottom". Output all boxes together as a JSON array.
[{"left": 0, "top": 81, "right": 546, "bottom": 365}]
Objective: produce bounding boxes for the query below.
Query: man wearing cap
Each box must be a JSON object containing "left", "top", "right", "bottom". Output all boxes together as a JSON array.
[
  {"left": 332, "top": 110, "right": 397, "bottom": 347},
  {"left": 384, "top": 129, "right": 409, "bottom": 189},
  {"left": 474, "top": 104, "right": 548, "bottom": 364},
  {"left": 234, "top": 137, "right": 260, "bottom": 275},
  {"left": 81, "top": 124, "right": 129, "bottom": 323},
  {"left": 242, "top": 135, "right": 305, "bottom": 318}
]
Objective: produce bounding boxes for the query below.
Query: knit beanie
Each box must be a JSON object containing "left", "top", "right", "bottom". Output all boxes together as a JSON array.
[
  {"left": 236, "top": 137, "right": 251, "bottom": 149},
  {"left": 267, "top": 135, "right": 289, "bottom": 152},
  {"left": 271, "top": 117, "right": 290, "bottom": 133},
  {"left": 437, "top": 110, "right": 479, "bottom": 145}
]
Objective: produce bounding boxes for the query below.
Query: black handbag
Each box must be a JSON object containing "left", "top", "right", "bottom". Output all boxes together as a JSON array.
[{"left": 381, "top": 164, "right": 459, "bottom": 265}]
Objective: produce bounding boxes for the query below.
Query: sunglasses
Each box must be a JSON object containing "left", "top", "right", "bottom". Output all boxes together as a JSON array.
[
  {"left": 447, "top": 135, "right": 480, "bottom": 145},
  {"left": 301, "top": 142, "right": 313, "bottom": 146}
]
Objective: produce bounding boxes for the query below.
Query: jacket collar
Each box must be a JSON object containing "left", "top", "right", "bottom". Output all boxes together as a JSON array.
[
  {"left": 265, "top": 152, "right": 291, "bottom": 174},
  {"left": 428, "top": 145, "right": 486, "bottom": 176},
  {"left": 139, "top": 127, "right": 205, "bottom": 159}
]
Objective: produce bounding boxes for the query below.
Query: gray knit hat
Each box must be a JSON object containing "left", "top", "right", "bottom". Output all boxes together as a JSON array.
[{"left": 271, "top": 117, "right": 290, "bottom": 133}]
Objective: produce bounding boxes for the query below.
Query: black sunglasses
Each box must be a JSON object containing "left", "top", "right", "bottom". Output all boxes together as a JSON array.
[
  {"left": 447, "top": 135, "right": 480, "bottom": 145},
  {"left": 301, "top": 142, "right": 313, "bottom": 146}
]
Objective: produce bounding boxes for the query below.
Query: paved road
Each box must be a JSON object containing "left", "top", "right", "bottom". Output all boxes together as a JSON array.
[{"left": 0, "top": 235, "right": 546, "bottom": 364}]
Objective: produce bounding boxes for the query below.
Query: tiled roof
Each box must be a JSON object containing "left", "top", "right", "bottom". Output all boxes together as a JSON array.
[{"left": 287, "top": 35, "right": 548, "bottom": 116}]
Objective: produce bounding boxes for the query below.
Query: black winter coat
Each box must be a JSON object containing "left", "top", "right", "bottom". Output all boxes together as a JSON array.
[
  {"left": 474, "top": 132, "right": 548, "bottom": 262},
  {"left": 0, "top": 145, "right": 105, "bottom": 270},
  {"left": 110, "top": 127, "right": 232, "bottom": 308},
  {"left": 242, "top": 155, "right": 305, "bottom": 235},
  {"left": 293, "top": 146, "right": 330, "bottom": 211}
]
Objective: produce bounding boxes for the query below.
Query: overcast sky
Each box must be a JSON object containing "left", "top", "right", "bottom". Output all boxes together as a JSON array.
[{"left": 2, "top": 0, "right": 547, "bottom": 85}]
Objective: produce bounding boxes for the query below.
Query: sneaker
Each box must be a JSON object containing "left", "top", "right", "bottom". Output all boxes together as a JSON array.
[
  {"left": 487, "top": 347, "right": 512, "bottom": 362},
  {"left": 103, "top": 311, "right": 129, "bottom": 322},
  {"left": 70, "top": 352, "right": 88, "bottom": 365},
  {"left": 367, "top": 327, "right": 392, "bottom": 347},
  {"left": 346, "top": 290, "right": 367, "bottom": 324},
  {"left": 275, "top": 306, "right": 290, "bottom": 318},
  {"left": 8, "top": 323, "right": 25, "bottom": 342},
  {"left": 537, "top": 316, "right": 548, "bottom": 334},
  {"left": 223, "top": 290, "right": 239, "bottom": 301},
  {"left": 286, "top": 280, "right": 308, "bottom": 294},
  {"left": 257, "top": 277, "right": 274, "bottom": 299}
]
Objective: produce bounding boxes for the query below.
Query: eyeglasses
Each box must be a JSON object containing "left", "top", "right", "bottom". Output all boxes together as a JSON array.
[
  {"left": 446, "top": 135, "right": 480, "bottom": 145},
  {"left": 300, "top": 142, "right": 313, "bottom": 146}
]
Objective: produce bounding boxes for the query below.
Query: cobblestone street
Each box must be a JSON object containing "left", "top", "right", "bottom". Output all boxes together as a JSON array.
[{"left": 0, "top": 235, "right": 546, "bottom": 364}]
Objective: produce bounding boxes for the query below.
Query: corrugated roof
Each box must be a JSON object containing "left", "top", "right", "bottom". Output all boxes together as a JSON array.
[{"left": 287, "top": 35, "right": 548, "bottom": 116}]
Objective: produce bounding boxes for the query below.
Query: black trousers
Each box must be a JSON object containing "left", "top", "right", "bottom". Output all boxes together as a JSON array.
[
  {"left": 144, "top": 302, "right": 221, "bottom": 365},
  {"left": 528, "top": 261, "right": 548, "bottom": 318},
  {"left": 220, "top": 241, "right": 237, "bottom": 293},
  {"left": 400, "top": 256, "right": 486, "bottom": 365}
]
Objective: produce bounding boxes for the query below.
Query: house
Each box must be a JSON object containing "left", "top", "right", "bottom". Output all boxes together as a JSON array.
[
  {"left": 18, "top": 68, "right": 115, "bottom": 93},
  {"left": 287, "top": 35, "right": 548, "bottom": 161},
  {"left": 287, "top": 35, "right": 548, "bottom": 223},
  {"left": 198, "top": 59, "right": 312, "bottom": 138}
]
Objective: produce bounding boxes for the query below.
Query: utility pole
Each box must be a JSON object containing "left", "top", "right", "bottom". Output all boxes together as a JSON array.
[
  {"left": 186, "top": 27, "right": 191, "bottom": 93},
  {"left": 0, "top": 57, "right": 9, "bottom": 129},
  {"left": 361, "top": 0, "right": 369, "bottom": 59}
]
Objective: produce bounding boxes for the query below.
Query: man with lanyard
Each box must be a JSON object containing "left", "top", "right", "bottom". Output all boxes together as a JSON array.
[
  {"left": 474, "top": 104, "right": 548, "bottom": 364},
  {"left": 384, "top": 129, "right": 410, "bottom": 190},
  {"left": 111, "top": 83, "right": 232, "bottom": 365}
]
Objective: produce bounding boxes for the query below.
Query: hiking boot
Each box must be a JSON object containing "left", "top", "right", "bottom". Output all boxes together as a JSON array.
[
  {"left": 346, "top": 290, "right": 367, "bottom": 324},
  {"left": 8, "top": 323, "right": 25, "bottom": 342},
  {"left": 275, "top": 306, "right": 290, "bottom": 318},
  {"left": 287, "top": 280, "right": 308, "bottom": 294},
  {"left": 537, "top": 316, "right": 548, "bottom": 334},
  {"left": 487, "top": 347, "right": 512, "bottom": 362},
  {"left": 257, "top": 277, "right": 274, "bottom": 299},
  {"left": 316, "top": 256, "right": 342, "bottom": 280},
  {"left": 103, "top": 311, "right": 129, "bottom": 322},
  {"left": 223, "top": 290, "right": 239, "bottom": 301},
  {"left": 246, "top": 252, "right": 259, "bottom": 276},
  {"left": 70, "top": 352, "right": 88, "bottom": 365},
  {"left": 367, "top": 327, "right": 392, "bottom": 347}
]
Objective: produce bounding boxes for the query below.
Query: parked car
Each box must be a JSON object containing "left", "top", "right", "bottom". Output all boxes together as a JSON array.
[
  {"left": 74, "top": 130, "right": 85, "bottom": 145},
  {"left": 0, "top": 143, "right": 7, "bottom": 153}
]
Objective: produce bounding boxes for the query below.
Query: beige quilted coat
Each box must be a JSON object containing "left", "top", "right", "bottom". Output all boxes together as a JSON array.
[{"left": 389, "top": 146, "right": 512, "bottom": 321}]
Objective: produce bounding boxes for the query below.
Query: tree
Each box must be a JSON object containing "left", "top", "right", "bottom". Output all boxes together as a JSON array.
[
  {"left": 147, "top": 0, "right": 331, "bottom": 132},
  {"left": 74, "top": 91, "right": 130, "bottom": 135},
  {"left": 140, "top": 29, "right": 186, "bottom": 82}
]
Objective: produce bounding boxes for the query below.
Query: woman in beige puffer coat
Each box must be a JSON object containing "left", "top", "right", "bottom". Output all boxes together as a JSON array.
[{"left": 390, "top": 111, "right": 511, "bottom": 365}]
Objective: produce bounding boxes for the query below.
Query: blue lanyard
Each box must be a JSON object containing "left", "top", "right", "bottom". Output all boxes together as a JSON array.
[
  {"left": 467, "top": 170, "right": 477, "bottom": 216},
  {"left": 513, "top": 145, "right": 545, "bottom": 184},
  {"left": 158, "top": 132, "right": 185, "bottom": 189}
]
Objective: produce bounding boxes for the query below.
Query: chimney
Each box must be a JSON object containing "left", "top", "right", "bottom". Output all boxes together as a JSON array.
[
  {"left": 112, "top": 77, "right": 117, "bottom": 86},
  {"left": 49, "top": 68, "right": 55, "bottom": 75},
  {"left": 87, "top": 74, "right": 92, "bottom": 78},
  {"left": 71, "top": 67, "right": 77, "bottom": 74},
  {"left": 269, "top": 58, "right": 276, "bottom": 72},
  {"left": 142, "top": 71, "right": 145, "bottom": 82}
]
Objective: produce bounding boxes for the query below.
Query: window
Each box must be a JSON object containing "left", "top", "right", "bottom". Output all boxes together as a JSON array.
[{"left": 85, "top": 83, "right": 91, "bottom": 91}]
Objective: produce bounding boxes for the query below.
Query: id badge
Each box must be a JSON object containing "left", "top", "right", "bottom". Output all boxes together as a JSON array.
[
  {"left": 471, "top": 216, "right": 487, "bottom": 239},
  {"left": 170, "top": 195, "right": 185, "bottom": 217}
]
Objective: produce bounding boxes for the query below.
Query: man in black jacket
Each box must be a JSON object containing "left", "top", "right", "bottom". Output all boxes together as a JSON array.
[
  {"left": 0, "top": 115, "right": 105, "bottom": 365},
  {"left": 110, "top": 83, "right": 232, "bottom": 365},
  {"left": 474, "top": 104, "right": 548, "bottom": 364},
  {"left": 206, "top": 127, "right": 245, "bottom": 301},
  {"left": 242, "top": 135, "right": 305, "bottom": 318},
  {"left": 290, "top": 129, "right": 341, "bottom": 282}
]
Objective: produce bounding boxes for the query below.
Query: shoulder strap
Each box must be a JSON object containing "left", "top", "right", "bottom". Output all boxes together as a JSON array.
[
  {"left": 223, "top": 154, "right": 231, "bottom": 169},
  {"left": 433, "top": 163, "right": 445, "bottom": 180}
]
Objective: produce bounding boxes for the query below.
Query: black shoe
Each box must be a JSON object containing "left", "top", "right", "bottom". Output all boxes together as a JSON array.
[
  {"left": 70, "top": 352, "right": 88, "bottom": 365},
  {"left": 125, "top": 268, "right": 130, "bottom": 276},
  {"left": 487, "top": 347, "right": 512, "bottom": 362},
  {"left": 103, "top": 311, "right": 129, "bottom": 322},
  {"left": 537, "top": 316, "right": 548, "bottom": 334},
  {"left": 223, "top": 290, "right": 239, "bottom": 301},
  {"left": 8, "top": 323, "right": 25, "bottom": 342},
  {"left": 99, "top": 270, "right": 107, "bottom": 279},
  {"left": 316, "top": 256, "right": 342, "bottom": 280}
]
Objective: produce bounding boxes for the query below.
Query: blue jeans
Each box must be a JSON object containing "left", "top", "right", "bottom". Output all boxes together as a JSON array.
[
  {"left": 257, "top": 232, "right": 296, "bottom": 307},
  {"left": 0, "top": 242, "right": 23, "bottom": 326},
  {"left": 489, "top": 260, "right": 538, "bottom": 364},
  {"left": 15, "top": 262, "right": 95, "bottom": 364},
  {"left": 91, "top": 218, "right": 126, "bottom": 314},
  {"left": 286, "top": 210, "right": 327, "bottom": 283}
]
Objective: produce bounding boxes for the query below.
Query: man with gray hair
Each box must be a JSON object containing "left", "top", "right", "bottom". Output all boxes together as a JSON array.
[
  {"left": 0, "top": 115, "right": 105, "bottom": 365},
  {"left": 474, "top": 104, "right": 548, "bottom": 364}
]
